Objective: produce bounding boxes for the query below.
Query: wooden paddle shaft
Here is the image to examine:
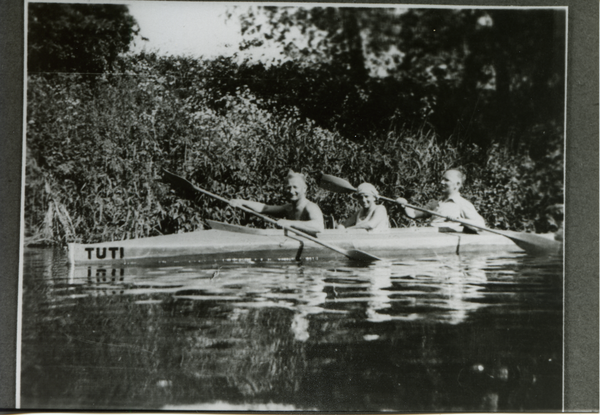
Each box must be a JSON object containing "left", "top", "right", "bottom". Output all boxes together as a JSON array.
[
  {"left": 377, "top": 195, "right": 501, "bottom": 236},
  {"left": 318, "top": 173, "right": 560, "bottom": 253},
  {"left": 165, "top": 171, "right": 379, "bottom": 260},
  {"left": 320, "top": 174, "right": 487, "bottom": 232}
]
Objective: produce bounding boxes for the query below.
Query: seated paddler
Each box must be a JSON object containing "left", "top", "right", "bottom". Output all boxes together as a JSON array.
[
  {"left": 396, "top": 169, "right": 485, "bottom": 232},
  {"left": 337, "top": 183, "right": 390, "bottom": 231},
  {"left": 229, "top": 170, "right": 325, "bottom": 234},
  {"left": 547, "top": 203, "right": 564, "bottom": 242}
]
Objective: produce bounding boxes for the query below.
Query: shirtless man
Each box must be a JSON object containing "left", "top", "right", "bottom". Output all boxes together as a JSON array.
[
  {"left": 229, "top": 171, "right": 324, "bottom": 234},
  {"left": 337, "top": 183, "right": 389, "bottom": 231},
  {"left": 396, "top": 169, "right": 485, "bottom": 232}
]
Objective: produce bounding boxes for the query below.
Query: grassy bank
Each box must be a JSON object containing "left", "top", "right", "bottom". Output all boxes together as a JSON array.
[{"left": 25, "top": 55, "right": 563, "bottom": 245}]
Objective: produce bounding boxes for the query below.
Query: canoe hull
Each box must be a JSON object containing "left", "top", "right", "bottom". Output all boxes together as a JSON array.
[{"left": 67, "top": 225, "right": 526, "bottom": 265}]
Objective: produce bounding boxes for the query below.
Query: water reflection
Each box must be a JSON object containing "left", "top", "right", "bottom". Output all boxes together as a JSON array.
[{"left": 20, "top": 248, "right": 563, "bottom": 411}]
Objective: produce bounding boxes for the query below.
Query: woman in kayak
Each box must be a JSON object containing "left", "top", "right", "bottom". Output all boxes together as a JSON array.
[
  {"left": 229, "top": 170, "right": 325, "bottom": 234},
  {"left": 337, "top": 183, "right": 390, "bottom": 231},
  {"left": 396, "top": 169, "right": 485, "bottom": 232}
]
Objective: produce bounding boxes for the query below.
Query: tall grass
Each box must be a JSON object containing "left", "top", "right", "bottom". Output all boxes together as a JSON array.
[{"left": 25, "top": 56, "right": 563, "bottom": 244}]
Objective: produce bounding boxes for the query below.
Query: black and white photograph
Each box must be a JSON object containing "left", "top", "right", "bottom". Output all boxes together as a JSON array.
[{"left": 18, "top": 0, "right": 572, "bottom": 411}]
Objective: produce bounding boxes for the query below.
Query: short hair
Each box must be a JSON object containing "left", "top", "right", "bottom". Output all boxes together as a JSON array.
[
  {"left": 286, "top": 170, "right": 306, "bottom": 186},
  {"left": 446, "top": 169, "right": 466, "bottom": 185}
]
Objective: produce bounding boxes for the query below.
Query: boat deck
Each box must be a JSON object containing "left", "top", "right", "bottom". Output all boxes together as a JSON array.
[{"left": 68, "top": 224, "right": 524, "bottom": 265}]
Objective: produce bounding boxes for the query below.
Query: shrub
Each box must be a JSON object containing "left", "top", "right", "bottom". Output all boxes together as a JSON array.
[{"left": 25, "top": 55, "right": 563, "bottom": 244}]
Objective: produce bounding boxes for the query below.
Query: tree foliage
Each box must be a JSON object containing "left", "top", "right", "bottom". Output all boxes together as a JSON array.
[
  {"left": 28, "top": 3, "right": 139, "bottom": 74},
  {"left": 26, "top": 54, "right": 563, "bottom": 244},
  {"left": 234, "top": 7, "right": 565, "bottom": 152},
  {"left": 24, "top": 6, "right": 564, "bottom": 244}
]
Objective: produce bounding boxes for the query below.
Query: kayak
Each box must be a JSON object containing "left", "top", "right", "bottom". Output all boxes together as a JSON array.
[{"left": 66, "top": 220, "right": 537, "bottom": 266}]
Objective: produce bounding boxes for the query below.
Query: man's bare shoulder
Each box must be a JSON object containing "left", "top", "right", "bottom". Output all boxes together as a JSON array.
[
  {"left": 305, "top": 200, "right": 324, "bottom": 214},
  {"left": 450, "top": 194, "right": 475, "bottom": 206}
]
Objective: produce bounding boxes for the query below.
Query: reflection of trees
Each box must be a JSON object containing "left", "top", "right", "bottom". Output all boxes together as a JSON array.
[
  {"left": 353, "top": 255, "right": 490, "bottom": 325},
  {"left": 21, "top": 250, "right": 562, "bottom": 410},
  {"left": 288, "top": 271, "right": 327, "bottom": 342},
  {"left": 293, "top": 254, "right": 562, "bottom": 410},
  {"left": 157, "top": 301, "right": 309, "bottom": 404}
]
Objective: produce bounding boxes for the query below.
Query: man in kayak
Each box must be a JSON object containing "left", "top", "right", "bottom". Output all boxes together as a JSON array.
[
  {"left": 396, "top": 169, "right": 485, "bottom": 232},
  {"left": 229, "top": 170, "right": 325, "bottom": 234},
  {"left": 337, "top": 183, "right": 389, "bottom": 231},
  {"left": 547, "top": 203, "right": 564, "bottom": 242}
]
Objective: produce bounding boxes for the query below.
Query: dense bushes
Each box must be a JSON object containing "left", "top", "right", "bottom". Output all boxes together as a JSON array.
[{"left": 25, "top": 54, "right": 563, "bottom": 244}]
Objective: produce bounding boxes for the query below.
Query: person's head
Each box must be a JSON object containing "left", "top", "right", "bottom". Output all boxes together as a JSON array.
[
  {"left": 355, "top": 183, "right": 379, "bottom": 209},
  {"left": 546, "top": 203, "right": 564, "bottom": 225},
  {"left": 441, "top": 169, "right": 465, "bottom": 196},
  {"left": 284, "top": 170, "right": 307, "bottom": 202}
]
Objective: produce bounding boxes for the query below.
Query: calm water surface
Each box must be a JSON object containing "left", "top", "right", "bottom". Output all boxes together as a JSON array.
[{"left": 20, "top": 248, "right": 563, "bottom": 411}]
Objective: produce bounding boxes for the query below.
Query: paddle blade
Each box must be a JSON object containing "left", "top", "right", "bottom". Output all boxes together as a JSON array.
[
  {"left": 318, "top": 174, "right": 357, "bottom": 194},
  {"left": 161, "top": 169, "right": 198, "bottom": 196},
  {"left": 316, "top": 174, "right": 385, "bottom": 261},
  {"left": 500, "top": 230, "right": 562, "bottom": 254},
  {"left": 345, "top": 249, "right": 383, "bottom": 262}
]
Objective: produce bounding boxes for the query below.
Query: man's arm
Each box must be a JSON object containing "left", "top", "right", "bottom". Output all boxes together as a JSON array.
[
  {"left": 396, "top": 198, "right": 434, "bottom": 219},
  {"left": 338, "top": 210, "right": 359, "bottom": 229},
  {"left": 278, "top": 203, "right": 324, "bottom": 234},
  {"left": 229, "top": 199, "right": 288, "bottom": 215},
  {"left": 458, "top": 201, "right": 486, "bottom": 229},
  {"left": 435, "top": 198, "right": 485, "bottom": 231},
  {"left": 348, "top": 205, "right": 388, "bottom": 230}
]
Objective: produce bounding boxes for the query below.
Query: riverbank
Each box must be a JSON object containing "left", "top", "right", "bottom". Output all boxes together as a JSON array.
[{"left": 25, "top": 55, "right": 563, "bottom": 245}]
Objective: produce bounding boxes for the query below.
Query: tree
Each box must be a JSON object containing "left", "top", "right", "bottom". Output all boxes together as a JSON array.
[
  {"left": 234, "top": 6, "right": 566, "bottom": 152},
  {"left": 28, "top": 3, "right": 139, "bottom": 74},
  {"left": 237, "top": 6, "right": 394, "bottom": 82},
  {"left": 395, "top": 9, "right": 566, "bottom": 150}
]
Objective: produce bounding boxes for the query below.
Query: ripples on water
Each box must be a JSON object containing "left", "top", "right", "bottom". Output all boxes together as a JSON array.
[{"left": 20, "top": 248, "right": 563, "bottom": 411}]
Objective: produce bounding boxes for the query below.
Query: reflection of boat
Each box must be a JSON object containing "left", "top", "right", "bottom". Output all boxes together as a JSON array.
[{"left": 67, "top": 221, "right": 538, "bottom": 265}]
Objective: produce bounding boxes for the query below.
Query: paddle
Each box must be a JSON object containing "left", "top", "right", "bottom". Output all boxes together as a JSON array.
[
  {"left": 318, "top": 173, "right": 562, "bottom": 254},
  {"left": 161, "top": 169, "right": 382, "bottom": 262}
]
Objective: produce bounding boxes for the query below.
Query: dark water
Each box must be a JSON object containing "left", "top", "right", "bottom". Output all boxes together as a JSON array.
[{"left": 20, "top": 248, "right": 563, "bottom": 411}]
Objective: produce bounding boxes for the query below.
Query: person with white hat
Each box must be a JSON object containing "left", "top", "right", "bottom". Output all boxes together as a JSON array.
[
  {"left": 229, "top": 170, "right": 324, "bottom": 234},
  {"left": 337, "top": 183, "right": 390, "bottom": 231}
]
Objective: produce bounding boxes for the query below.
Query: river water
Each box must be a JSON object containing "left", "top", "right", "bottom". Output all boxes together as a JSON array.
[{"left": 20, "top": 247, "right": 563, "bottom": 411}]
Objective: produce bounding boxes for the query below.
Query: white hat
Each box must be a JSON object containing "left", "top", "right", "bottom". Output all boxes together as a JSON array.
[{"left": 356, "top": 183, "right": 378, "bottom": 197}]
